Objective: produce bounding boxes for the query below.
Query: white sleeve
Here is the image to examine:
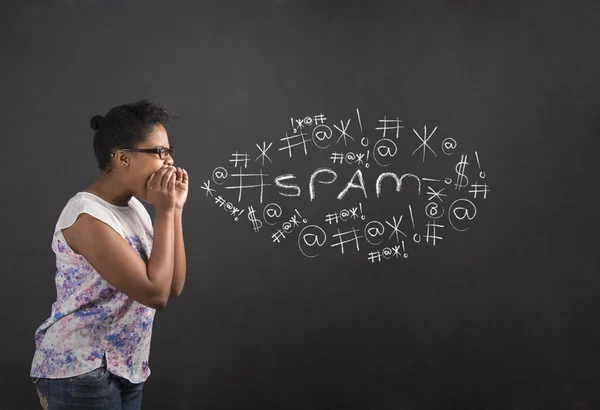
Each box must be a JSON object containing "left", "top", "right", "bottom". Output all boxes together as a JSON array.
[
  {"left": 54, "top": 198, "right": 125, "bottom": 239},
  {"left": 129, "top": 197, "right": 153, "bottom": 230}
]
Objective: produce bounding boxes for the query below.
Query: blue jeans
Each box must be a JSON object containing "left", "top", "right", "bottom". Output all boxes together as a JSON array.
[{"left": 31, "top": 366, "right": 144, "bottom": 410}]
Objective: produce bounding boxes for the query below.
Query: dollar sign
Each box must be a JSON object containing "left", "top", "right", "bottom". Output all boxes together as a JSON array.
[
  {"left": 454, "top": 154, "right": 469, "bottom": 191},
  {"left": 247, "top": 206, "right": 263, "bottom": 232}
]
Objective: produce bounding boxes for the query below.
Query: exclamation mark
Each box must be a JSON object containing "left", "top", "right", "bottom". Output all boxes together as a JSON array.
[
  {"left": 357, "top": 108, "right": 370, "bottom": 168},
  {"left": 402, "top": 240, "right": 408, "bottom": 258},
  {"left": 358, "top": 202, "right": 365, "bottom": 220},
  {"left": 291, "top": 118, "right": 297, "bottom": 133},
  {"left": 356, "top": 108, "right": 363, "bottom": 133},
  {"left": 475, "top": 150, "right": 485, "bottom": 179},
  {"left": 409, "top": 205, "right": 421, "bottom": 243},
  {"left": 295, "top": 209, "right": 307, "bottom": 223},
  {"left": 235, "top": 209, "right": 245, "bottom": 221}
]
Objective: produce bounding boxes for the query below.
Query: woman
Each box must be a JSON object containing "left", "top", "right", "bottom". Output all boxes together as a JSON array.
[{"left": 30, "top": 99, "right": 189, "bottom": 409}]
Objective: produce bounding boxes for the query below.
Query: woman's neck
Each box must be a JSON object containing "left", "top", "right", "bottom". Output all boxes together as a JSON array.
[{"left": 85, "top": 173, "right": 133, "bottom": 207}]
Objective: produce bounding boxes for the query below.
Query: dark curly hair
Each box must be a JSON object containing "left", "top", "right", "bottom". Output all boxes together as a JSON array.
[{"left": 90, "top": 99, "right": 177, "bottom": 173}]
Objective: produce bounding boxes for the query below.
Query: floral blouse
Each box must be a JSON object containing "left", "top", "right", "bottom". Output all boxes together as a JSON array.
[{"left": 30, "top": 192, "right": 155, "bottom": 383}]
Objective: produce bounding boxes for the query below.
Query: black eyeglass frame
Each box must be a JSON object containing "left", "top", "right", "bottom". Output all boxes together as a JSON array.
[{"left": 111, "top": 146, "right": 175, "bottom": 160}]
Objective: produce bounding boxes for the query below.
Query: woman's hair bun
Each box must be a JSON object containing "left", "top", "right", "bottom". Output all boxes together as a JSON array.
[{"left": 90, "top": 115, "right": 104, "bottom": 131}]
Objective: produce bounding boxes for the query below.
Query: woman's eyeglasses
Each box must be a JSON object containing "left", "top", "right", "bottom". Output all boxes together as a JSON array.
[{"left": 111, "top": 146, "right": 175, "bottom": 160}]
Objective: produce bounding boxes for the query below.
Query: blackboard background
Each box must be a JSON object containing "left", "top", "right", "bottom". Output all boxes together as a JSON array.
[{"left": 2, "top": 1, "right": 599, "bottom": 409}]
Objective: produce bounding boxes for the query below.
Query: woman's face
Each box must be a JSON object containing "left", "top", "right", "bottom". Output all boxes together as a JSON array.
[{"left": 127, "top": 123, "right": 175, "bottom": 201}]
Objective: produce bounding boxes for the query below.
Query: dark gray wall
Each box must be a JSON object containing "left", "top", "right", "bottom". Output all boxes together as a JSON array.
[{"left": 3, "top": 1, "right": 599, "bottom": 409}]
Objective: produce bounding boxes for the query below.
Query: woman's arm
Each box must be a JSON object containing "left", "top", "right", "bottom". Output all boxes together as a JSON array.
[{"left": 170, "top": 208, "right": 186, "bottom": 298}]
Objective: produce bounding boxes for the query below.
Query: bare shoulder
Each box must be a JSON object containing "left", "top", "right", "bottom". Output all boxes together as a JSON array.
[{"left": 61, "top": 212, "right": 163, "bottom": 309}]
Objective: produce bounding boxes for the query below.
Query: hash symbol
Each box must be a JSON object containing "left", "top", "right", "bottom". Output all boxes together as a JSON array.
[
  {"left": 313, "top": 114, "right": 327, "bottom": 125},
  {"left": 330, "top": 227, "right": 362, "bottom": 255},
  {"left": 215, "top": 196, "right": 226, "bottom": 207},
  {"left": 469, "top": 183, "right": 490, "bottom": 199},
  {"left": 272, "top": 229, "right": 286, "bottom": 243},
  {"left": 330, "top": 152, "right": 344, "bottom": 164},
  {"left": 255, "top": 141, "right": 273, "bottom": 166},
  {"left": 368, "top": 251, "right": 381, "bottom": 263},
  {"left": 229, "top": 151, "right": 249, "bottom": 168},
  {"left": 425, "top": 220, "right": 443, "bottom": 246},
  {"left": 376, "top": 115, "right": 403, "bottom": 139},
  {"left": 225, "top": 168, "right": 271, "bottom": 203},
  {"left": 201, "top": 180, "right": 216, "bottom": 197},
  {"left": 325, "top": 212, "right": 339, "bottom": 225},
  {"left": 279, "top": 131, "right": 310, "bottom": 158}
]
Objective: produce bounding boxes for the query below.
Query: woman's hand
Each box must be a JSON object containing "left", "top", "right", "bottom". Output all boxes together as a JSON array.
[
  {"left": 146, "top": 165, "right": 177, "bottom": 214},
  {"left": 173, "top": 167, "right": 189, "bottom": 210}
]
